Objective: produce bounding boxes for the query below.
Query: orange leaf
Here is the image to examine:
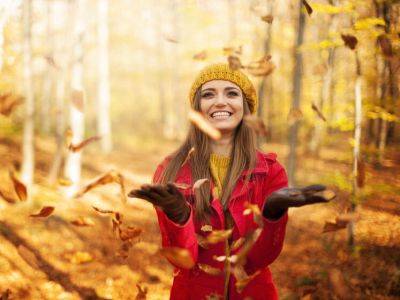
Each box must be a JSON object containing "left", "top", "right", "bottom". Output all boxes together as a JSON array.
[
  {"left": 135, "top": 283, "right": 148, "bottom": 300},
  {"left": 311, "top": 102, "right": 327, "bottom": 122},
  {"left": 30, "top": 206, "right": 55, "bottom": 218},
  {"left": 159, "top": 247, "right": 195, "bottom": 269},
  {"left": 92, "top": 206, "right": 115, "bottom": 214},
  {"left": 69, "top": 135, "right": 101, "bottom": 152},
  {"left": 70, "top": 216, "right": 95, "bottom": 227},
  {"left": 198, "top": 263, "right": 222, "bottom": 276},
  {"left": 0, "top": 190, "right": 16, "bottom": 204},
  {"left": 322, "top": 218, "right": 348, "bottom": 233},
  {"left": 188, "top": 109, "right": 221, "bottom": 140},
  {"left": 204, "top": 229, "right": 233, "bottom": 245},
  {"left": 341, "top": 34, "right": 358, "bottom": 50},
  {"left": 9, "top": 171, "right": 27, "bottom": 201},
  {"left": 227, "top": 55, "right": 243, "bottom": 71},
  {"left": 261, "top": 15, "right": 273, "bottom": 24},
  {"left": 119, "top": 226, "right": 142, "bottom": 242},
  {"left": 246, "top": 59, "right": 275, "bottom": 77}
]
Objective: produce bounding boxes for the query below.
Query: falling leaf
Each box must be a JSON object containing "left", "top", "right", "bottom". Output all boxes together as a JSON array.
[
  {"left": 9, "top": 171, "right": 27, "bottom": 201},
  {"left": 287, "top": 108, "right": 303, "bottom": 125},
  {"left": 193, "top": 50, "right": 207, "bottom": 60},
  {"left": 69, "top": 135, "right": 101, "bottom": 152},
  {"left": 357, "top": 158, "right": 365, "bottom": 188},
  {"left": 119, "top": 226, "right": 142, "bottom": 242},
  {"left": 188, "top": 109, "right": 221, "bottom": 140},
  {"left": 158, "top": 247, "right": 195, "bottom": 269},
  {"left": 302, "top": 0, "right": 313, "bottom": 16},
  {"left": 227, "top": 55, "right": 243, "bottom": 71},
  {"left": 341, "top": 34, "right": 358, "bottom": 50},
  {"left": 232, "top": 265, "right": 261, "bottom": 293},
  {"left": 76, "top": 170, "right": 127, "bottom": 203},
  {"left": 198, "top": 264, "right": 222, "bottom": 276},
  {"left": 322, "top": 218, "right": 348, "bottom": 233},
  {"left": 29, "top": 206, "right": 55, "bottom": 218},
  {"left": 234, "top": 228, "right": 262, "bottom": 266},
  {"left": 0, "top": 190, "right": 16, "bottom": 204},
  {"left": 197, "top": 234, "right": 210, "bottom": 249},
  {"left": 204, "top": 229, "right": 233, "bottom": 245},
  {"left": 135, "top": 283, "right": 148, "bottom": 300},
  {"left": 0, "top": 93, "right": 23, "bottom": 116},
  {"left": 182, "top": 147, "right": 195, "bottom": 166},
  {"left": 17, "top": 245, "right": 40, "bottom": 269},
  {"left": 261, "top": 15, "right": 273, "bottom": 24},
  {"left": 70, "top": 216, "right": 95, "bottom": 227},
  {"left": 243, "top": 202, "right": 263, "bottom": 227},
  {"left": 68, "top": 251, "right": 93, "bottom": 264},
  {"left": 311, "top": 102, "right": 327, "bottom": 122},
  {"left": 245, "top": 56, "right": 275, "bottom": 77},
  {"left": 201, "top": 224, "right": 213, "bottom": 232},
  {"left": 71, "top": 89, "right": 84, "bottom": 112},
  {"left": 243, "top": 115, "right": 268, "bottom": 136},
  {"left": 92, "top": 206, "right": 115, "bottom": 215},
  {"left": 58, "top": 177, "right": 73, "bottom": 186},
  {"left": 231, "top": 237, "right": 245, "bottom": 251}
]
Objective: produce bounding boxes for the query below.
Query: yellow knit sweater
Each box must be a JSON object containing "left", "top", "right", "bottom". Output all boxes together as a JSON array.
[{"left": 209, "top": 153, "right": 231, "bottom": 199}]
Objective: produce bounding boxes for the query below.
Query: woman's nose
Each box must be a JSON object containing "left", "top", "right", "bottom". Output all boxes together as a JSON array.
[{"left": 214, "top": 93, "right": 227, "bottom": 106}]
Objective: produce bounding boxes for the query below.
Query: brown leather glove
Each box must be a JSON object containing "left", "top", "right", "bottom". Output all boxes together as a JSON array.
[
  {"left": 128, "top": 183, "right": 190, "bottom": 225},
  {"left": 263, "top": 184, "right": 333, "bottom": 220}
]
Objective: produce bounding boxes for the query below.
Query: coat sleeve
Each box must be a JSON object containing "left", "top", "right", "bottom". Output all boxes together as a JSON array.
[
  {"left": 151, "top": 159, "right": 198, "bottom": 269},
  {"left": 244, "top": 155, "right": 289, "bottom": 275}
]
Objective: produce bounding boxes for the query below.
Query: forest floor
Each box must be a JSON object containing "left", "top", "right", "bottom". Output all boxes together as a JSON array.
[{"left": 0, "top": 135, "right": 399, "bottom": 300}]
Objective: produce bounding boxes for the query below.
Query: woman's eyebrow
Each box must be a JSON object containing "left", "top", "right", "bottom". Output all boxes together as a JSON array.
[
  {"left": 225, "top": 87, "right": 240, "bottom": 92},
  {"left": 201, "top": 88, "right": 216, "bottom": 92}
]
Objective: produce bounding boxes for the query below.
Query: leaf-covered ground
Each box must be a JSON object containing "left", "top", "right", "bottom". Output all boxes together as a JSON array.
[{"left": 0, "top": 136, "right": 399, "bottom": 299}]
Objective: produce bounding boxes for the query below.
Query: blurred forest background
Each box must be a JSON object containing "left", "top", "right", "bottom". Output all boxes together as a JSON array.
[{"left": 0, "top": 0, "right": 399, "bottom": 299}]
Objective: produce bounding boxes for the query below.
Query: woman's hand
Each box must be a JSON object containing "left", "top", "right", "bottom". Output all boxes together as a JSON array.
[
  {"left": 128, "top": 183, "right": 190, "bottom": 225},
  {"left": 263, "top": 184, "right": 334, "bottom": 220}
]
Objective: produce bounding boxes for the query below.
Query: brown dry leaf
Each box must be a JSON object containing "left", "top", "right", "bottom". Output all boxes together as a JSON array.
[
  {"left": 243, "top": 202, "right": 263, "bottom": 227},
  {"left": 9, "top": 171, "right": 27, "bottom": 201},
  {"left": 70, "top": 216, "right": 95, "bottom": 227},
  {"left": 76, "top": 170, "right": 127, "bottom": 203},
  {"left": 205, "top": 229, "right": 233, "bottom": 245},
  {"left": 197, "top": 234, "right": 210, "bottom": 249},
  {"left": 69, "top": 135, "right": 101, "bottom": 152},
  {"left": 30, "top": 206, "right": 55, "bottom": 218},
  {"left": 231, "top": 237, "right": 245, "bottom": 251},
  {"left": 227, "top": 55, "right": 243, "bottom": 71},
  {"left": 198, "top": 263, "right": 222, "bottom": 276},
  {"left": 159, "top": 247, "right": 195, "bottom": 269},
  {"left": 302, "top": 0, "right": 313, "bottom": 16},
  {"left": 71, "top": 89, "right": 84, "bottom": 112},
  {"left": 245, "top": 56, "right": 275, "bottom": 77},
  {"left": 92, "top": 206, "right": 115, "bottom": 215},
  {"left": 188, "top": 109, "right": 221, "bottom": 140},
  {"left": 261, "top": 15, "right": 273, "bottom": 24},
  {"left": 234, "top": 228, "right": 262, "bottom": 266},
  {"left": 341, "top": 34, "right": 358, "bottom": 50},
  {"left": 58, "top": 177, "right": 73, "bottom": 186},
  {"left": 69, "top": 251, "right": 93, "bottom": 264},
  {"left": 287, "top": 108, "right": 303, "bottom": 125},
  {"left": 0, "top": 93, "right": 23, "bottom": 116},
  {"left": 119, "top": 226, "right": 142, "bottom": 242},
  {"left": 377, "top": 34, "right": 393, "bottom": 57},
  {"left": 135, "top": 283, "right": 148, "bottom": 300},
  {"left": 1, "top": 288, "right": 11, "bottom": 300},
  {"left": 0, "top": 190, "right": 16, "bottom": 204},
  {"left": 233, "top": 265, "right": 261, "bottom": 293},
  {"left": 243, "top": 115, "right": 267, "bottom": 136},
  {"left": 117, "top": 241, "right": 133, "bottom": 259},
  {"left": 201, "top": 224, "right": 213, "bottom": 232},
  {"left": 193, "top": 50, "right": 207, "bottom": 60},
  {"left": 17, "top": 245, "right": 40, "bottom": 269},
  {"left": 357, "top": 158, "right": 365, "bottom": 188},
  {"left": 311, "top": 102, "right": 327, "bottom": 122},
  {"left": 173, "top": 182, "right": 191, "bottom": 190},
  {"left": 329, "top": 268, "right": 350, "bottom": 299},
  {"left": 322, "top": 218, "right": 348, "bottom": 233},
  {"left": 182, "top": 147, "right": 195, "bottom": 166}
]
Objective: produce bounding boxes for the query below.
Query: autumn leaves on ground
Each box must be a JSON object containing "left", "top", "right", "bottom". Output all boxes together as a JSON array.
[{"left": 0, "top": 135, "right": 399, "bottom": 300}]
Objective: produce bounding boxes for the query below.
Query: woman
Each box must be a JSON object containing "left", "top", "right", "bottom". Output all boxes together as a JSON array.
[{"left": 129, "top": 63, "right": 329, "bottom": 299}]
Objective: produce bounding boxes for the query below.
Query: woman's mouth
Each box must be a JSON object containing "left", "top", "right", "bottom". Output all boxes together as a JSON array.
[{"left": 210, "top": 111, "right": 233, "bottom": 120}]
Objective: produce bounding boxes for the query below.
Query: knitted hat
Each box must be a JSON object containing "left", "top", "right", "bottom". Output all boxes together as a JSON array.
[{"left": 189, "top": 63, "right": 258, "bottom": 114}]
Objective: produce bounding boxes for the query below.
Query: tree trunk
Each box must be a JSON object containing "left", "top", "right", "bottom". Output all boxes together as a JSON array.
[
  {"left": 287, "top": 0, "right": 306, "bottom": 186},
  {"left": 96, "top": 0, "right": 112, "bottom": 153},
  {"left": 21, "top": 0, "right": 35, "bottom": 194}
]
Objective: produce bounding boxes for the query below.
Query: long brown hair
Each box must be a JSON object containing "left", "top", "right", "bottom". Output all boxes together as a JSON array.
[{"left": 157, "top": 87, "right": 258, "bottom": 223}]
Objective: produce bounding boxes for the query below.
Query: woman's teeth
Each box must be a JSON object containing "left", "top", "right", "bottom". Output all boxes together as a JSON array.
[{"left": 211, "top": 112, "right": 232, "bottom": 119}]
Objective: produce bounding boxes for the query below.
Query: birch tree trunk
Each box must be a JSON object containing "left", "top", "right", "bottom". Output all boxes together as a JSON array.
[
  {"left": 63, "top": 0, "right": 86, "bottom": 198},
  {"left": 287, "top": 0, "right": 306, "bottom": 186},
  {"left": 21, "top": 0, "right": 35, "bottom": 194},
  {"left": 97, "top": 0, "right": 112, "bottom": 153}
]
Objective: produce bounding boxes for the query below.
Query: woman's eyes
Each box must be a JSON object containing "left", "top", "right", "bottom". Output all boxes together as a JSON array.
[
  {"left": 201, "top": 91, "right": 239, "bottom": 98},
  {"left": 227, "top": 91, "right": 239, "bottom": 97},
  {"left": 201, "top": 92, "right": 213, "bottom": 98}
]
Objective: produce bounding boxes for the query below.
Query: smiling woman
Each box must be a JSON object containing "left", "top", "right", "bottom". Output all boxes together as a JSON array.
[{"left": 128, "top": 63, "right": 331, "bottom": 300}]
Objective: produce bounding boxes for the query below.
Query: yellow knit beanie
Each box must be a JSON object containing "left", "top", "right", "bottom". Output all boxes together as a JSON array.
[{"left": 189, "top": 63, "right": 258, "bottom": 114}]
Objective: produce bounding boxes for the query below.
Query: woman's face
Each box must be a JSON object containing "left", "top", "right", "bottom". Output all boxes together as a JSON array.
[{"left": 200, "top": 80, "right": 244, "bottom": 135}]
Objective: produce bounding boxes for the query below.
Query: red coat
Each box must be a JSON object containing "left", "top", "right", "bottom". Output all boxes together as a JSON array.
[{"left": 152, "top": 150, "right": 288, "bottom": 300}]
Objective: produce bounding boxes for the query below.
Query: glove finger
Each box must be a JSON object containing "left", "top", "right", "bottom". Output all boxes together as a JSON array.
[
  {"left": 301, "top": 184, "right": 326, "bottom": 194},
  {"left": 304, "top": 195, "right": 330, "bottom": 204},
  {"left": 151, "top": 184, "right": 171, "bottom": 198},
  {"left": 166, "top": 182, "right": 183, "bottom": 198},
  {"left": 128, "top": 189, "right": 158, "bottom": 205}
]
